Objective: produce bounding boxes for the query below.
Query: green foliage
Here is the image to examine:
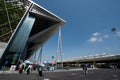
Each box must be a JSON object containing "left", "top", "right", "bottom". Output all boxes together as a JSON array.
[
  {"left": 0, "top": 0, "right": 5, "bottom": 9},
  {"left": 0, "top": 0, "right": 25, "bottom": 42}
]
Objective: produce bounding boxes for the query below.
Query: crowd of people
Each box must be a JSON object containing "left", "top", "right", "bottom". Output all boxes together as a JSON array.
[
  {"left": 18, "top": 63, "right": 43, "bottom": 77},
  {"left": 18, "top": 62, "right": 89, "bottom": 76}
]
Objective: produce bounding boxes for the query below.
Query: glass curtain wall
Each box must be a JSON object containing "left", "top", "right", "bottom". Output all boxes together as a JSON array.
[{"left": 0, "top": 12, "right": 36, "bottom": 69}]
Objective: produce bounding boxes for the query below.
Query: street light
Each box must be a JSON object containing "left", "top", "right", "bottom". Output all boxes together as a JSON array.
[
  {"left": 111, "top": 27, "right": 116, "bottom": 32},
  {"left": 52, "top": 56, "right": 54, "bottom": 59},
  {"left": 111, "top": 27, "right": 120, "bottom": 40}
]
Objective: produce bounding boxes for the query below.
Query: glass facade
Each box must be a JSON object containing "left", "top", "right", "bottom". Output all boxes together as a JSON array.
[
  {"left": 9, "top": 13, "right": 35, "bottom": 53},
  {"left": 0, "top": 12, "right": 36, "bottom": 69}
]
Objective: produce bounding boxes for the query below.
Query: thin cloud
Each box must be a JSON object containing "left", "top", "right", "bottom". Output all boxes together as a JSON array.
[
  {"left": 92, "top": 32, "right": 100, "bottom": 36},
  {"left": 88, "top": 37, "right": 98, "bottom": 43},
  {"left": 104, "top": 34, "right": 109, "bottom": 38},
  {"left": 98, "top": 38, "right": 103, "bottom": 42},
  {"left": 117, "top": 31, "right": 120, "bottom": 36},
  {"left": 88, "top": 32, "right": 109, "bottom": 43},
  {"left": 88, "top": 37, "right": 103, "bottom": 43}
]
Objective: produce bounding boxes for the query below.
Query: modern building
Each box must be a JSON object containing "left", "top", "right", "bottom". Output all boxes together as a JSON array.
[{"left": 0, "top": 0, "right": 65, "bottom": 70}]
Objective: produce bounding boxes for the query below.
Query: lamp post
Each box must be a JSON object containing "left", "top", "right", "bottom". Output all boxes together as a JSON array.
[{"left": 111, "top": 27, "right": 120, "bottom": 40}]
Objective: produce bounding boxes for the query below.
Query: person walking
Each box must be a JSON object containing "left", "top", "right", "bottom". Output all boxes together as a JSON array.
[
  {"left": 84, "top": 65, "right": 87, "bottom": 75},
  {"left": 81, "top": 64, "right": 88, "bottom": 75},
  {"left": 19, "top": 63, "right": 24, "bottom": 74},
  {"left": 38, "top": 65, "right": 43, "bottom": 77},
  {"left": 26, "top": 64, "right": 31, "bottom": 75}
]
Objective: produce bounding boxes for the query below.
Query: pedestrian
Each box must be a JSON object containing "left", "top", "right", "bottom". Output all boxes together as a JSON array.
[
  {"left": 81, "top": 64, "right": 88, "bottom": 75},
  {"left": 84, "top": 65, "right": 87, "bottom": 75},
  {"left": 38, "top": 65, "right": 43, "bottom": 77},
  {"left": 26, "top": 64, "right": 31, "bottom": 75},
  {"left": 19, "top": 64, "right": 24, "bottom": 74}
]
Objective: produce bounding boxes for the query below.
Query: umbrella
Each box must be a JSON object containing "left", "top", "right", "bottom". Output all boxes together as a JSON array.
[
  {"left": 43, "top": 61, "right": 49, "bottom": 64},
  {"left": 50, "top": 61, "right": 55, "bottom": 65},
  {"left": 24, "top": 60, "right": 33, "bottom": 64},
  {"left": 39, "top": 63, "right": 45, "bottom": 67}
]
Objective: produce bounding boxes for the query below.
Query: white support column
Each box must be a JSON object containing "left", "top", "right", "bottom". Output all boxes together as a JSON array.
[
  {"left": 37, "top": 46, "right": 43, "bottom": 64},
  {"left": 56, "top": 26, "right": 63, "bottom": 70}
]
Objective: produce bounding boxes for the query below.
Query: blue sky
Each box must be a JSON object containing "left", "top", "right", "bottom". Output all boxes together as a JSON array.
[{"left": 33, "top": 0, "right": 120, "bottom": 61}]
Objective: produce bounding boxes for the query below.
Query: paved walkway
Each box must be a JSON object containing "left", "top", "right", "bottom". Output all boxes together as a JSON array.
[
  {"left": 0, "top": 69, "right": 120, "bottom": 80},
  {"left": 0, "top": 68, "right": 96, "bottom": 74}
]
